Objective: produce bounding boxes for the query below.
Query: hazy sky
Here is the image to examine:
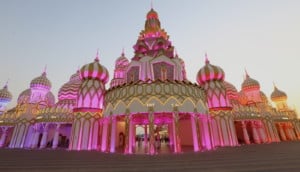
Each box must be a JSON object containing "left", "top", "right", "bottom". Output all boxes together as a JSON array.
[{"left": 0, "top": 0, "right": 300, "bottom": 114}]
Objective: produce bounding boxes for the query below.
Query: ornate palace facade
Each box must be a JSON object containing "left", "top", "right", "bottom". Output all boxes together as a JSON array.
[{"left": 0, "top": 8, "right": 299, "bottom": 154}]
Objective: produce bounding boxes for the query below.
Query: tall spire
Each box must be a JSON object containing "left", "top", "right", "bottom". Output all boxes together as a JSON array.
[{"left": 95, "top": 49, "right": 99, "bottom": 62}]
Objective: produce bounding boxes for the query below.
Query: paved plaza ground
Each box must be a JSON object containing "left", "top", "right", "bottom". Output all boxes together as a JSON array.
[{"left": 0, "top": 141, "right": 300, "bottom": 172}]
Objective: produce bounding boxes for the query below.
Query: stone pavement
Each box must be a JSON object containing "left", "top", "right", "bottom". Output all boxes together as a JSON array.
[{"left": 0, "top": 141, "right": 300, "bottom": 172}]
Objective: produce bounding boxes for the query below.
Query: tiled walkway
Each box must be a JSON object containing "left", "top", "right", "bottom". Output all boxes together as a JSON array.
[{"left": 0, "top": 141, "right": 300, "bottom": 171}]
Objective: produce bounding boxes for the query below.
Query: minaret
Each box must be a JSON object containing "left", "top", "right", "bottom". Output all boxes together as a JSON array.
[
  {"left": 0, "top": 81, "right": 13, "bottom": 114},
  {"left": 70, "top": 51, "right": 109, "bottom": 150}
]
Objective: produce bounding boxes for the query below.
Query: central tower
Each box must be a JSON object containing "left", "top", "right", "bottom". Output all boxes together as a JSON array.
[{"left": 124, "top": 8, "right": 186, "bottom": 83}]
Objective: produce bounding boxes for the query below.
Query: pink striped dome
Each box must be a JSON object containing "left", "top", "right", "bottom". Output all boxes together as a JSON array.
[
  {"left": 197, "top": 58, "right": 225, "bottom": 85},
  {"left": 80, "top": 58, "right": 109, "bottom": 83},
  {"left": 58, "top": 71, "right": 82, "bottom": 101},
  {"left": 223, "top": 81, "right": 238, "bottom": 100}
]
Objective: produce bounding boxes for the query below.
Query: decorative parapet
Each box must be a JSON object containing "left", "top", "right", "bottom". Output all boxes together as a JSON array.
[{"left": 104, "top": 79, "right": 208, "bottom": 116}]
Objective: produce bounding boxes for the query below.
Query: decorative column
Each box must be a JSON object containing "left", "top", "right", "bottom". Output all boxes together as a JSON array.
[
  {"left": 172, "top": 104, "right": 181, "bottom": 153},
  {"left": 148, "top": 104, "right": 155, "bottom": 155},
  {"left": 101, "top": 119, "right": 109, "bottom": 152},
  {"left": 251, "top": 121, "right": 260, "bottom": 144},
  {"left": 278, "top": 123, "right": 286, "bottom": 141},
  {"left": 257, "top": 121, "right": 266, "bottom": 143},
  {"left": 124, "top": 109, "right": 131, "bottom": 154},
  {"left": 31, "top": 125, "right": 40, "bottom": 149},
  {"left": 216, "top": 117, "right": 224, "bottom": 146},
  {"left": 168, "top": 123, "right": 173, "bottom": 146},
  {"left": 128, "top": 115, "right": 134, "bottom": 154},
  {"left": 40, "top": 123, "right": 49, "bottom": 148},
  {"left": 190, "top": 114, "right": 199, "bottom": 152},
  {"left": 52, "top": 124, "right": 61, "bottom": 149},
  {"left": 144, "top": 124, "right": 148, "bottom": 147},
  {"left": 110, "top": 116, "right": 117, "bottom": 153},
  {"left": 225, "top": 117, "right": 234, "bottom": 146},
  {"left": 0, "top": 127, "right": 8, "bottom": 147},
  {"left": 241, "top": 121, "right": 250, "bottom": 144},
  {"left": 262, "top": 121, "right": 272, "bottom": 143}
]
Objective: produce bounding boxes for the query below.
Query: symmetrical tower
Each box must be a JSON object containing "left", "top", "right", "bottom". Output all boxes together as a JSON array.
[
  {"left": 70, "top": 53, "right": 109, "bottom": 150},
  {"left": 197, "top": 54, "right": 238, "bottom": 147}
]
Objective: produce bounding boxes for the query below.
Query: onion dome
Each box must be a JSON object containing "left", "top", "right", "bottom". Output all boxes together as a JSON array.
[
  {"left": 260, "top": 91, "right": 268, "bottom": 104},
  {"left": 17, "top": 89, "right": 31, "bottom": 104},
  {"left": 80, "top": 52, "right": 109, "bottom": 83},
  {"left": 271, "top": 85, "right": 287, "bottom": 102},
  {"left": 197, "top": 54, "right": 225, "bottom": 85},
  {"left": 58, "top": 70, "right": 82, "bottom": 101},
  {"left": 30, "top": 72, "right": 52, "bottom": 90},
  {"left": 0, "top": 84, "right": 12, "bottom": 102},
  {"left": 224, "top": 81, "right": 238, "bottom": 100},
  {"left": 241, "top": 71, "right": 260, "bottom": 91},
  {"left": 115, "top": 51, "right": 129, "bottom": 68}
]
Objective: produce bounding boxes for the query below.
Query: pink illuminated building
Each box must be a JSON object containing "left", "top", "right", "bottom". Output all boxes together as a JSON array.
[{"left": 0, "top": 8, "right": 299, "bottom": 153}]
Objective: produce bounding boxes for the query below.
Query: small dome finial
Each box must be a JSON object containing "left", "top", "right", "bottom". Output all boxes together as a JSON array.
[
  {"left": 205, "top": 52, "right": 209, "bottom": 64},
  {"left": 151, "top": 0, "right": 153, "bottom": 9},
  {"left": 121, "top": 47, "right": 125, "bottom": 56},
  {"left": 4, "top": 79, "right": 9, "bottom": 89},
  {"left": 43, "top": 65, "right": 47, "bottom": 76},
  {"left": 95, "top": 49, "right": 99, "bottom": 62}
]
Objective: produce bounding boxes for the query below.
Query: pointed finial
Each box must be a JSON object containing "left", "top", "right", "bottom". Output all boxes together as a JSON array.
[
  {"left": 4, "top": 79, "right": 9, "bottom": 89},
  {"left": 273, "top": 81, "right": 277, "bottom": 89},
  {"left": 151, "top": 0, "right": 153, "bottom": 9},
  {"left": 95, "top": 49, "right": 99, "bottom": 62},
  {"left": 43, "top": 65, "right": 47, "bottom": 76},
  {"left": 244, "top": 68, "right": 249, "bottom": 78},
  {"left": 121, "top": 47, "right": 125, "bottom": 56},
  {"left": 205, "top": 52, "right": 209, "bottom": 64}
]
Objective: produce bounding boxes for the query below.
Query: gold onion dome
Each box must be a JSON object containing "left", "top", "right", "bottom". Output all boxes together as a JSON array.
[
  {"left": 30, "top": 72, "right": 52, "bottom": 90},
  {"left": 80, "top": 53, "right": 109, "bottom": 83},
  {"left": 241, "top": 72, "right": 260, "bottom": 91},
  {"left": 0, "top": 84, "right": 12, "bottom": 102},
  {"left": 271, "top": 86, "right": 287, "bottom": 102},
  {"left": 197, "top": 54, "right": 225, "bottom": 85}
]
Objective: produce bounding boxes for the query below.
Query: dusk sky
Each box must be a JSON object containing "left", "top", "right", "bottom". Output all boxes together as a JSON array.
[{"left": 0, "top": 0, "right": 300, "bottom": 115}]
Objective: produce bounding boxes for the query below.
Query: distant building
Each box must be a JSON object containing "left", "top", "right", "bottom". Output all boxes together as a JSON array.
[{"left": 0, "top": 8, "right": 299, "bottom": 154}]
